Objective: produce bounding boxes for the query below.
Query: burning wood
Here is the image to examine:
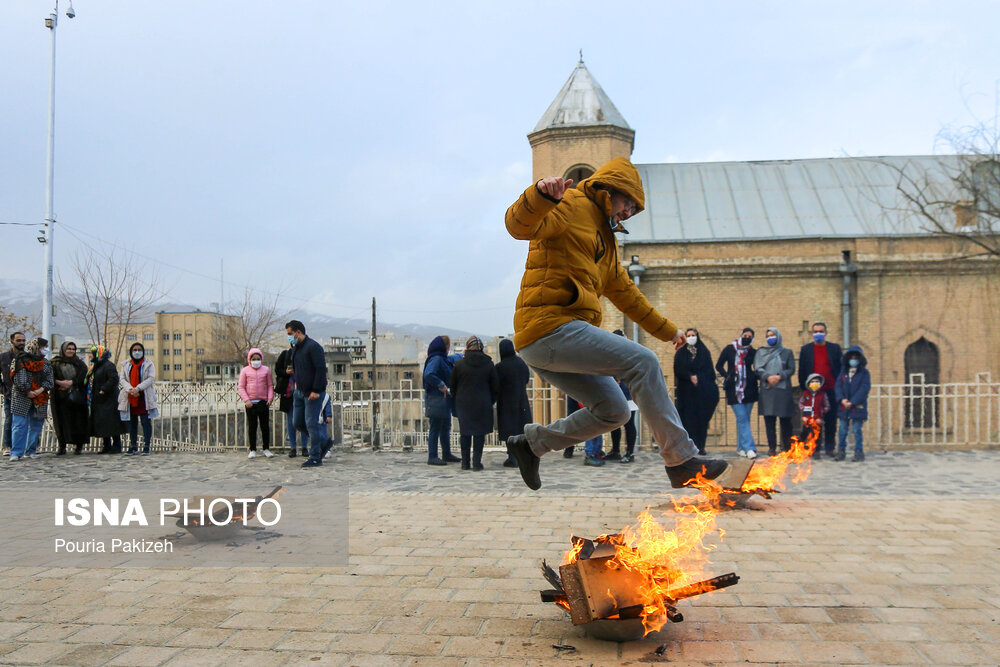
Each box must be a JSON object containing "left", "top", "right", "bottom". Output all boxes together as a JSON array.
[
  {"left": 164, "top": 485, "right": 284, "bottom": 541},
  {"left": 540, "top": 502, "right": 739, "bottom": 637}
]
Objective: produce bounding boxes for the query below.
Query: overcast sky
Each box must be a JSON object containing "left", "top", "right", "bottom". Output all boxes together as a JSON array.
[{"left": 2, "top": 1, "right": 999, "bottom": 336}]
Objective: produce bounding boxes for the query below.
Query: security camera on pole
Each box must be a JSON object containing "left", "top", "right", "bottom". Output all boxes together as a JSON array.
[{"left": 40, "top": 0, "right": 76, "bottom": 354}]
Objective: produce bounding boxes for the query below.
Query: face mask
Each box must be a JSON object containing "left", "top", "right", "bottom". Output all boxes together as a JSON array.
[
  {"left": 766, "top": 336, "right": 777, "bottom": 346},
  {"left": 288, "top": 335, "right": 296, "bottom": 346},
  {"left": 849, "top": 358, "right": 860, "bottom": 368},
  {"left": 132, "top": 351, "right": 144, "bottom": 360},
  {"left": 740, "top": 336, "right": 753, "bottom": 346},
  {"left": 808, "top": 383, "right": 822, "bottom": 392},
  {"left": 813, "top": 332, "right": 826, "bottom": 343},
  {"left": 685, "top": 336, "right": 697, "bottom": 346},
  {"left": 40, "top": 348, "right": 49, "bottom": 357},
  {"left": 251, "top": 359, "right": 262, "bottom": 369}
]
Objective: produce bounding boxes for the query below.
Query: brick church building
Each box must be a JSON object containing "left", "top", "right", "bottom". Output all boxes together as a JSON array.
[{"left": 525, "top": 58, "right": 1000, "bottom": 390}]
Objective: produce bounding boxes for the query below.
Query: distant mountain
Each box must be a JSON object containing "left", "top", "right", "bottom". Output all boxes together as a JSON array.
[{"left": 0, "top": 279, "right": 474, "bottom": 348}]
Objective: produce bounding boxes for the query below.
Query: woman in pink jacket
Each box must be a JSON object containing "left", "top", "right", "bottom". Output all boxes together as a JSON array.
[{"left": 238, "top": 348, "right": 275, "bottom": 458}]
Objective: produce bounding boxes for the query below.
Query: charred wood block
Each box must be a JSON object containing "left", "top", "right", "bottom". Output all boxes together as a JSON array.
[
  {"left": 540, "top": 560, "right": 563, "bottom": 591},
  {"left": 539, "top": 590, "right": 567, "bottom": 604}
]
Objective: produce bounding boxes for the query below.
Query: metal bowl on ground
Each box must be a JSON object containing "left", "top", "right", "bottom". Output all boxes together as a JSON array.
[
  {"left": 176, "top": 518, "right": 244, "bottom": 542},
  {"left": 581, "top": 616, "right": 664, "bottom": 642}
]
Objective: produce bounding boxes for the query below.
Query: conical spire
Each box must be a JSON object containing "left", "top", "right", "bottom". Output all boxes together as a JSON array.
[{"left": 532, "top": 58, "right": 631, "bottom": 133}]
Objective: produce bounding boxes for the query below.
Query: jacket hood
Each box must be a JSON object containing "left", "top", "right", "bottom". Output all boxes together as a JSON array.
[
  {"left": 805, "top": 372, "right": 825, "bottom": 388},
  {"left": 578, "top": 158, "right": 646, "bottom": 217},
  {"left": 499, "top": 339, "right": 515, "bottom": 360},
  {"left": 426, "top": 336, "right": 447, "bottom": 358},
  {"left": 247, "top": 348, "right": 263, "bottom": 364},
  {"left": 843, "top": 345, "right": 868, "bottom": 368}
]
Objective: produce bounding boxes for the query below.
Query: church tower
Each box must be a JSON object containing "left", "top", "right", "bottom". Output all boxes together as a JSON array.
[{"left": 528, "top": 55, "right": 635, "bottom": 183}]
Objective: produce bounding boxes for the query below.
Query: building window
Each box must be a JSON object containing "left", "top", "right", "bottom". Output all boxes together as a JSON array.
[
  {"left": 186, "top": 363, "right": 192, "bottom": 367},
  {"left": 146, "top": 350, "right": 154, "bottom": 356},
  {"left": 173, "top": 333, "right": 182, "bottom": 340},
  {"left": 162, "top": 334, "right": 170, "bottom": 341},
  {"left": 403, "top": 371, "right": 414, "bottom": 379},
  {"left": 905, "top": 337, "right": 940, "bottom": 428},
  {"left": 143, "top": 333, "right": 154, "bottom": 341},
  {"left": 333, "top": 364, "right": 346, "bottom": 374},
  {"left": 174, "top": 349, "right": 182, "bottom": 355},
  {"left": 162, "top": 364, "right": 170, "bottom": 371},
  {"left": 174, "top": 364, "right": 182, "bottom": 371},
  {"left": 197, "top": 348, "right": 205, "bottom": 355},
  {"left": 186, "top": 332, "right": 193, "bottom": 337},
  {"left": 125, "top": 333, "right": 137, "bottom": 341},
  {"left": 564, "top": 163, "right": 595, "bottom": 184},
  {"left": 353, "top": 372, "right": 363, "bottom": 380},
  {"left": 162, "top": 349, "right": 169, "bottom": 356}
]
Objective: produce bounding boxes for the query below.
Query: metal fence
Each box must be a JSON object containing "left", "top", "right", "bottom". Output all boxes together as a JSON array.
[{"left": 8, "top": 374, "right": 999, "bottom": 454}]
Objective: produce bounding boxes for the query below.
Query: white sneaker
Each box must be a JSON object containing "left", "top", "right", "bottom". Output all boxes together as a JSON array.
[
  {"left": 9, "top": 455, "right": 20, "bottom": 461},
  {"left": 323, "top": 450, "right": 332, "bottom": 459},
  {"left": 247, "top": 451, "right": 257, "bottom": 459},
  {"left": 746, "top": 450, "right": 757, "bottom": 460},
  {"left": 736, "top": 450, "right": 746, "bottom": 457},
  {"left": 29, "top": 453, "right": 41, "bottom": 459},
  {"left": 262, "top": 450, "right": 274, "bottom": 458}
]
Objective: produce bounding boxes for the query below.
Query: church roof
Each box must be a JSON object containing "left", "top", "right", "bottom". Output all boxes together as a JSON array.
[
  {"left": 532, "top": 59, "right": 632, "bottom": 133},
  {"left": 625, "top": 155, "right": 964, "bottom": 242}
]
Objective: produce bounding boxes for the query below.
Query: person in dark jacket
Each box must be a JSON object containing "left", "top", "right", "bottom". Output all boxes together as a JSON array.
[
  {"left": 87, "top": 345, "right": 122, "bottom": 454},
  {"left": 423, "top": 335, "right": 462, "bottom": 466},
  {"left": 1, "top": 332, "right": 27, "bottom": 456},
  {"left": 275, "top": 343, "right": 308, "bottom": 458},
  {"left": 9, "top": 337, "right": 53, "bottom": 460},
  {"left": 834, "top": 345, "right": 871, "bottom": 462},
  {"left": 286, "top": 320, "right": 328, "bottom": 467},
  {"left": 797, "top": 322, "right": 843, "bottom": 458},
  {"left": 50, "top": 341, "right": 89, "bottom": 455},
  {"left": 495, "top": 339, "right": 531, "bottom": 468},
  {"left": 448, "top": 336, "right": 499, "bottom": 471},
  {"left": 673, "top": 327, "right": 719, "bottom": 456},
  {"left": 755, "top": 327, "right": 797, "bottom": 456},
  {"left": 715, "top": 327, "right": 759, "bottom": 459}
]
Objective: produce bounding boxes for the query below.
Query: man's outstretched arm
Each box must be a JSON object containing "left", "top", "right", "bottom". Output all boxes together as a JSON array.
[{"left": 505, "top": 177, "right": 575, "bottom": 240}]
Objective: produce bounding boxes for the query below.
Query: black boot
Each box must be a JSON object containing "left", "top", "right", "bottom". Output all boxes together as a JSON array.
[
  {"left": 665, "top": 457, "right": 729, "bottom": 489},
  {"left": 460, "top": 441, "right": 471, "bottom": 470},
  {"left": 563, "top": 446, "right": 574, "bottom": 458},
  {"left": 506, "top": 435, "right": 541, "bottom": 490},
  {"left": 56, "top": 444, "right": 67, "bottom": 456},
  {"left": 472, "top": 440, "right": 484, "bottom": 471},
  {"left": 441, "top": 451, "right": 461, "bottom": 463},
  {"left": 74, "top": 444, "right": 83, "bottom": 455}
]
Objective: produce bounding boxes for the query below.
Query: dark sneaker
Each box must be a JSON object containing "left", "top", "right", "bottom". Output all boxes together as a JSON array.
[
  {"left": 427, "top": 457, "right": 447, "bottom": 466},
  {"left": 620, "top": 453, "right": 635, "bottom": 463},
  {"left": 584, "top": 455, "right": 605, "bottom": 467},
  {"left": 834, "top": 451, "right": 846, "bottom": 461},
  {"left": 442, "top": 454, "right": 461, "bottom": 463},
  {"left": 140, "top": 450, "right": 150, "bottom": 456},
  {"left": 502, "top": 458, "right": 517, "bottom": 468},
  {"left": 768, "top": 448, "right": 777, "bottom": 457},
  {"left": 562, "top": 447, "right": 574, "bottom": 458},
  {"left": 852, "top": 452, "right": 865, "bottom": 462},
  {"left": 125, "top": 450, "right": 137, "bottom": 456},
  {"left": 301, "top": 459, "right": 322, "bottom": 467},
  {"left": 472, "top": 464, "right": 484, "bottom": 471},
  {"left": 288, "top": 449, "right": 297, "bottom": 458},
  {"left": 506, "top": 435, "right": 541, "bottom": 490},
  {"left": 665, "top": 457, "right": 729, "bottom": 489},
  {"left": 300, "top": 449, "right": 310, "bottom": 457},
  {"left": 604, "top": 451, "right": 621, "bottom": 461}
]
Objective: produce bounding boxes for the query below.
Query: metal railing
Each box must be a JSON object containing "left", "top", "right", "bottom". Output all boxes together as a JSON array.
[{"left": 7, "top": 374, "right": 999, "bottom": 454}]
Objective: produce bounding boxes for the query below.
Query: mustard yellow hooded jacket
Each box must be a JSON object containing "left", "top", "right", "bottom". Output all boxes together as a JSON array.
[{"left": 505, "top": 157, "right": 679, "bottom": 350}]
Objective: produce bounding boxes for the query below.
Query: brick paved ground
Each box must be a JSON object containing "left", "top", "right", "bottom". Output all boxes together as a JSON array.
[{"left": 1, "top": 446, "right": 998, "bottom": 665}]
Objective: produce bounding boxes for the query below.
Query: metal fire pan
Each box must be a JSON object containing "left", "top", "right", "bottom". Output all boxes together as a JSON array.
[{"left": 582, "top": 616, "right": 662, "bottom": 642}]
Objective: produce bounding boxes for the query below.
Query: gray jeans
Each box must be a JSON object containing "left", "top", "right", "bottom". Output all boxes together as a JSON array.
[{"left": 519, "top": 320, "right": 698, "bottom": 467}]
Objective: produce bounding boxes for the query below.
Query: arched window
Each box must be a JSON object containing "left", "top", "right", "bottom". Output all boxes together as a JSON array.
[
  {"left": 564, "top": 164, "right": 594, "bottom": 184},
  {"left": 904, "top": 337, "right": 940, "bottom": 428}
]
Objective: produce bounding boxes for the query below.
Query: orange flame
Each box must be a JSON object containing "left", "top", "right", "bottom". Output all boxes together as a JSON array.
[{"left": 740, "top": 420, "right": 820, "bottom": 493}]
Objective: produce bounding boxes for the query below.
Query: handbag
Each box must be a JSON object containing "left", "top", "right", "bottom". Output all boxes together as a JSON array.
[{"left": 67, "top": 386, "right": 87, "bottom": 405}]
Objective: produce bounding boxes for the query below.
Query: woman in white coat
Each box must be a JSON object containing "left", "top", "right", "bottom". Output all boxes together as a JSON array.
[{"left": 118, "top": 342, "right": 159, "bottom": 455}]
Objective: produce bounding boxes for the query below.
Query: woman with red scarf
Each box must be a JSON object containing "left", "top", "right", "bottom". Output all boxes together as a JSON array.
[
  {"left": 715, "top": 327, "right": 759, "bottom": 458},
  {"left": 118, "top": 342, "right": 158, "bottom": 455}
]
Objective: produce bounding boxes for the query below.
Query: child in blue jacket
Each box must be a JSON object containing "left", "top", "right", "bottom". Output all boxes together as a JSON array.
[{"left": 834, "top": 345, "right": 871, "bottom": 462}]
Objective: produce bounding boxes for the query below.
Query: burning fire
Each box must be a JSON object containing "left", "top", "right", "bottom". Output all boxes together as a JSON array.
[
  {"left": 561, "top": 500, "right": 723, "bottom": 634},
  {"left": 740, "top": 420, "right": 821, "bottom": 493}
]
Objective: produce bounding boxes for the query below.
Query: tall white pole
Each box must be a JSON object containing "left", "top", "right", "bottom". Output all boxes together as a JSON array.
[{"left": 42, "top": 1, "right": 59, "bottom": 351}]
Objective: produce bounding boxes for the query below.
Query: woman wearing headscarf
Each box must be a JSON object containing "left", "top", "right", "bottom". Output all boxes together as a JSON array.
[
  {"left": 496, "top": 339, "right": 532, "bottom": 468},
  {"left": 448, "top": 336, "right": 499, "bottom": 470},
  {"left": 50, "top": 341, "right": 90, "bottom": 455},
  {"left": 673, "top": 328, "right": 720, "bottom": 456},
  {"left": 87, "top": 345, "right": 123, "bottom": 454},
  {"left": 118, "top": 342, "right": 159, "bottom": 455},
  {"left": 8, "top": 337, "right": 53, "bottom": 461},
  {"left": 755, "top": 327, "right": 797, "bottom": 456},
  {"left": 422, "top": 336, "right": 461, "bottom": 466},
  {"left": 715, "top": 327, "right": 759, "bottom": 458}
]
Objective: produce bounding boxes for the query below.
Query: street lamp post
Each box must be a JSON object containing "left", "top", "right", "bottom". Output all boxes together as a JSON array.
[
  {"left": 626, "top": 254, "right": 646, "bottom": 448},
  {"left": 41, "top": 0, "right": 74, "bottom": 352}
]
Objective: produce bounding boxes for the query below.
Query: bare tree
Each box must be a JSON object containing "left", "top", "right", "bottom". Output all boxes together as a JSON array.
[
  {"left": 218, "top": 286, "right": 290, "bottom": 362},
  {"left": 0, "top": 306, "right": 37, "bottom": 345},
  {"left": 56, "top": 249, "right": 168, "bottom": 358},
  {"left": 880, "top": 119, "right": 1000, "bottom": 259}
]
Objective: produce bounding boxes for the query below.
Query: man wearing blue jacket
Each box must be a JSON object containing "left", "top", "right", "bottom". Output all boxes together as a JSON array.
[{"left": 286, "top": 320, "right": 328, "bottom": 467}]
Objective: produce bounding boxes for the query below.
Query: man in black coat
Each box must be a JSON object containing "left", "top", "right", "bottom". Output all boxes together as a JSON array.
[
  {"left": 496, "top": 339, "right": 532, "bottom": 468},
  {"left": 1, "top": 332, "right": 26, "bottom": 456},
  {"left": 796, "top": 322, "right": 842, "bottom": 457},
  {"left": 286, "top": 320, "right": 328, "bottom": 467}
]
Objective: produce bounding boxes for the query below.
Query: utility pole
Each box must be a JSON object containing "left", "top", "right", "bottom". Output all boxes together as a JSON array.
[{"left": 370, "top": 297, "right": 378, "bottom": 451}]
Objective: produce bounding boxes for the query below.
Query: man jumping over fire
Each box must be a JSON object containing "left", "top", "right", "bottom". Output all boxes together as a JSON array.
[{"left": 503, "top": 157, "right": 729, "bottom": 491}]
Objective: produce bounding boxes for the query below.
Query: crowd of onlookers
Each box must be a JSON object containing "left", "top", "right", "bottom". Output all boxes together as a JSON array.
[{"left": 420, "top": 320, "right": 872, "bottom": 469}]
